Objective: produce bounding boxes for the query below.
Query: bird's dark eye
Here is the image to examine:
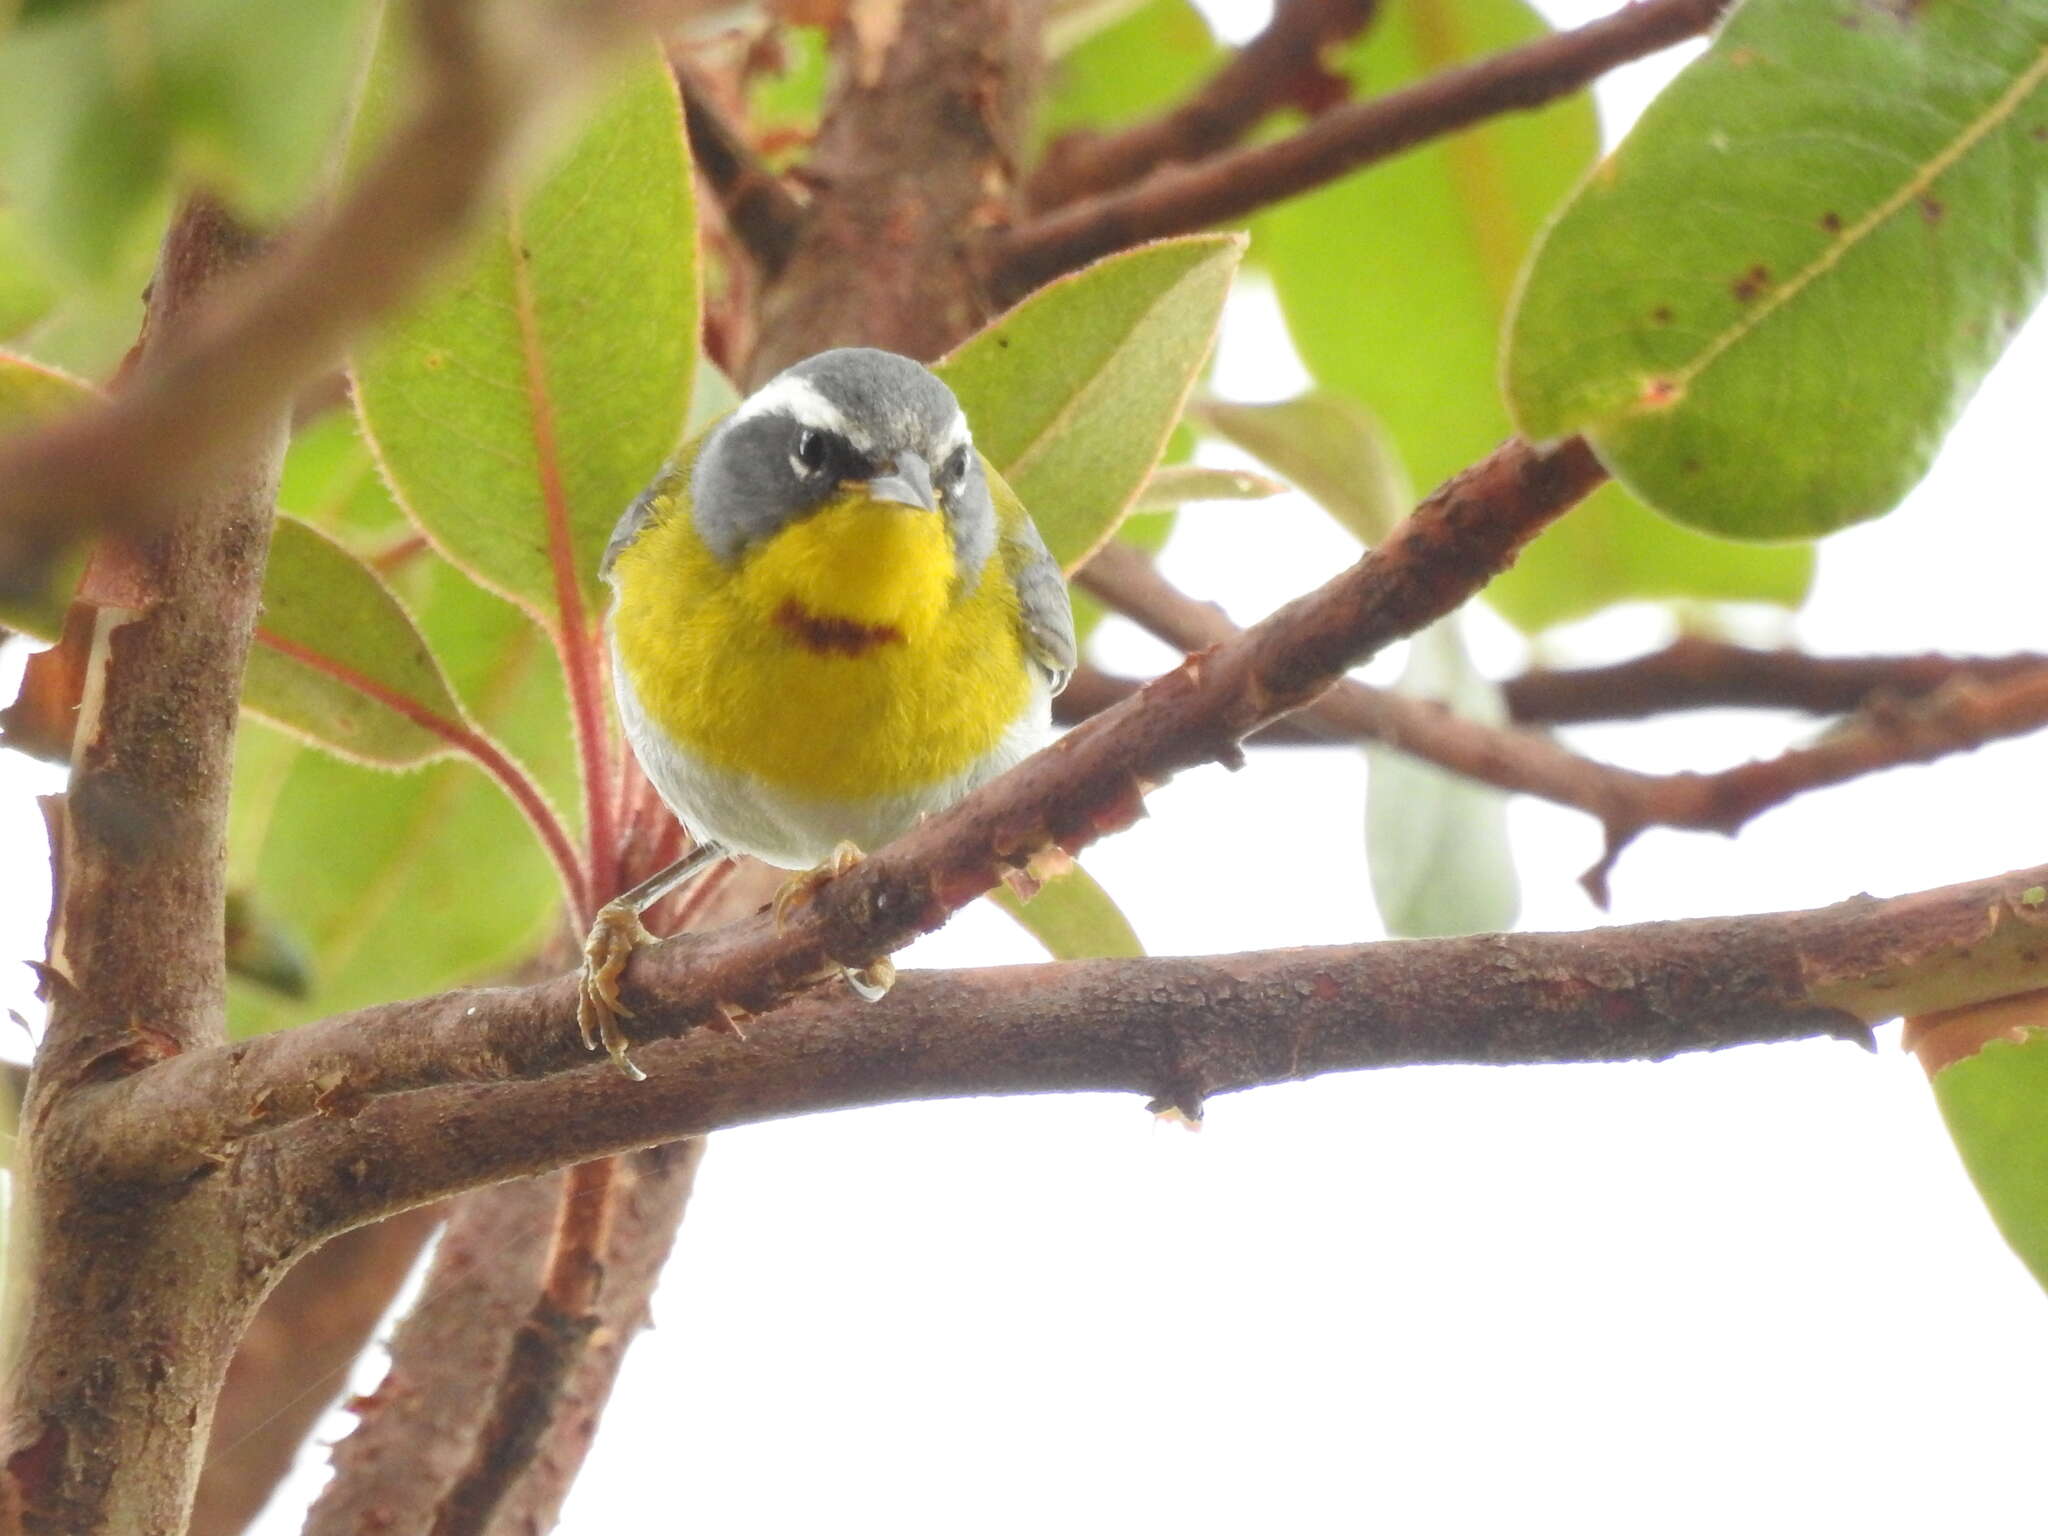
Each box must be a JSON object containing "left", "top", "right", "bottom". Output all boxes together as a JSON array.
[
  {"left": 792, "top": 428, "right": 831, "bottom": 477},
  {"left": 942, "top": 447, "right": 970, "bottom": 485}
]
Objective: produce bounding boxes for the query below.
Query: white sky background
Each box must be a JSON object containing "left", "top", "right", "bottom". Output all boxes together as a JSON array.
[{"left": 0, "top": 0, "right": 2043, "bottom": 1529}]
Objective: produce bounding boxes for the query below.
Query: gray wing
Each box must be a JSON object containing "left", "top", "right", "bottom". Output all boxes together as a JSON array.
[
  {"left": 600, "top": 458, "right": 690, "bottom": 584},
  {"left": 999, "top": 497, "right": 1077, "bottom": 695}
]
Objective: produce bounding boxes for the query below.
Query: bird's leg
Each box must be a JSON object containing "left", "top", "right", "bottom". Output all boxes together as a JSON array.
[
  {"left": 578, "top": 841, "right": 727, "bottom": 1079},
  {"left": 769, "top": 841, "right": 897, "bottom": 1003}
]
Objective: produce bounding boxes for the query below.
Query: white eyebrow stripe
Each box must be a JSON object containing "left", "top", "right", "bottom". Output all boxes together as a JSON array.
[
  {"left": 731, "top": 376, "right": 869, "bottom": 449},
  {"left": 935, "top": 407, "right": 973, "bottom": 460}
]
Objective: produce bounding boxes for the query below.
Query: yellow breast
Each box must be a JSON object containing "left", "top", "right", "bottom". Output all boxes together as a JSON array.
[{"left": 609, "top": 488, "right": 1033, "bottom": 802}]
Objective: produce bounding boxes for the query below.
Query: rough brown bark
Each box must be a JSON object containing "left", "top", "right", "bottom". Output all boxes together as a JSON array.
[
  {"left": 301, "top": 1146, "right": 704, "bottom": 1536},
  {"left": 190, "top": 1208, "right": 444, "bottom": 1536},
  {"left": 747, "top": 0, "right": 1048, "bottom": 379},
  {"left": 1, "top": 200, "right": 290, "bottom": 1536},
  {"left": 193, "top": 856, "right": 2048, "bottom": 1221}
]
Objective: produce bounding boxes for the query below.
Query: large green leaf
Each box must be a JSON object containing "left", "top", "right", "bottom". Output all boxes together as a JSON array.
[
  {"left": 990, "top": 862, "right": 1144, "bottom": 959},
  {"left": 229, "top": 557, "right": 576, "bottom": 1035},
  {"left": 1035, "top": 0, "right": 1218, "bottom": 151},
  {"left": 1261, "top": 0, "right": 1594, "bottom": 500},
  {"left": 276, "top": 407, "right": 409, "bottom": 546},
  {"left": 0, "top": 350, "right": 90, "bottom": 637},
  {"left": 938, "top": 233, "right": 1242, "bottom": 570},
  {"left": 1508, "top": 0, "right": 2048, "bottom": 539},
  {"left": 354, "top": 48, "right": 697, "bottom": 627},
  {"left": 0, "top": 206, "right": 58, "bottom": 340},
  {"left": 0, "top": 0, "right": 375, "bottom": 279},
  {"left": 1195, "top": 392, "right": 1411, "bottom": 544},
  {"left": 243, "top": 516, "right": 468, "bottom": 768},
  {"left": 1257, "top": 0, "right": 1811, "bottom": 629},
  {"left": 1927, "top": 1015, "right": 2048, "bottom": 1293},
  {"left": 1364, "top": 620, "right": 1518, "bottom": 938}
]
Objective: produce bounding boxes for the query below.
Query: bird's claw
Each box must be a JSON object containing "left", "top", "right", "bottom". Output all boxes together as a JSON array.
[
  {"left": 773, "top": 840, "right": 866, "bottom": 929},
  {"left": 577, "top": 901, "right": 654, "bottom": 1081},
  {"left": 842, "top": 955, "right": 896, "bottom": 1002}
]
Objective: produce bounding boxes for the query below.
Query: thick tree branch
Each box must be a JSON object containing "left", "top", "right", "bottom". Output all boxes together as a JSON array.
[
  {"left": 675, "top": 61, "right": 806, "bottom": 277},
  {"left": 191, "top": 1208, "right": 443, "bottom": 1536},
  {"left": 1499, "top": 638, "right": 2048, "bottom": 725},
  {"left": 0, "top": 0, "right": 713, "bottom": 601},
  {"left": 988, "top": 0, "right": 1729, "bottom": 298},
  {"left": 1027, "top": 0, "right": 1379, "bottom": 208},
  {"left": 748, "top": 0, "right": 1049, "bottom": 379},
  {"left": 213, "top": 860, "right": 2048, "bottom": 1241},
  {"left": 3, "top": 200, "right": 289, "bottom": 1536},
  {"left": 1078, "top": 546, "right": 2048, "bottom": 901}
]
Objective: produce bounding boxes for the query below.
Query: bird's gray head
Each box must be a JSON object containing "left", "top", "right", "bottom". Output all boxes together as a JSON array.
[{"left": 689, "top": 348, "right": 996, "bottom": 578}]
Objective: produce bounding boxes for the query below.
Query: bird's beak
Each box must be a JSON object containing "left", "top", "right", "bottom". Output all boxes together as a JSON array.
[{"left": 861, "top": 450, "right": 938, "bottom": 514}]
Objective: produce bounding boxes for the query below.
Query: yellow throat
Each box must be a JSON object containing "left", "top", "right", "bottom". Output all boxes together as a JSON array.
[{"left": 610, "top": 489, "right": 1032, "bottom": 802}]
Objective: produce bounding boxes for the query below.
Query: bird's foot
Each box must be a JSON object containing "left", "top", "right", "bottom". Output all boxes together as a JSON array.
[
  {"left": 842, "top": 955, "right": 896, "bottom": 1002},
  {"left": 577, "top": 900, "right": 654, "bottom": 1081},
  {"left": 772, "top": 840, "right": 866, "bottom": 929}
]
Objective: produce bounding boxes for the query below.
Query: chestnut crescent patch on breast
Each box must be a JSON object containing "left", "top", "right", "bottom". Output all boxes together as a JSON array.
[{"left": 772, "top": 598, "right": 906, "bottom": 658}]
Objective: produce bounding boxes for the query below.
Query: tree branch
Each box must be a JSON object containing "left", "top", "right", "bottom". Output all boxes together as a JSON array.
[
  {"left": 1499, "top": 638, "right": 2048, "bottom": 725},
  {"left": 1027, "top": 0, "right": 1379, "bottom": 208},
  {"left": 674, "top": 60, "right": 806, "bottom": 277},
  {"left": 748, "top": 0, "right": 1050, "bottom": 379},
  {"left": 988, "top": 0, "right": 1729, "bottom": 298},
  {"left": 2, "top": 199, "right": 289, "bottom": 1536},
  {"left": 191, "top": 1207, "right": 443, "bottom": 1536},
  {"left": 1076, "top": 545, "right": 2048, "bottom": 901},
  {"left": 208, "top": 859, "right": 2048, "bottom": 1242},
  {"left": 0, "top": 0, "right": 715, "bottom": 602}
]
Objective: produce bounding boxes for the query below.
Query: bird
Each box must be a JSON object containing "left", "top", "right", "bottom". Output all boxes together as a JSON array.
[{"left": 579, "top": 347, "right": 1077, "bottom": 1077}]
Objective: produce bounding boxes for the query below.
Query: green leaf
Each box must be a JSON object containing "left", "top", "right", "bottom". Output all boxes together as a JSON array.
[
  {"left": 990, "top": 862, "right": 1144, "bottom": 959},
  {"left": 228, "top": 744, "right": 563, "bottom": 1036},
  {"left": 1261, "top": 0, "right": 1594, "bottom": 500},
  {"left": 1194, "top": 392, "right": 1411, "bottom": 544},
  {"left": 1036, "top": 0, "right": 1218, "bottom": 151},
  {"left": 0, "top": 0, "right": 375, "bottom": 279},
  {"left": 0, "top": 6, "right": 169, "bottom": 279},
  {"left": 0, "top": 206, "right": 59, "bottom": 340},
  {"left": 1133, "top": 462, "right": 1284, "bottom": 511},
  {"left": 1506, "top": 0, "right": 2048, "bottom": 539},
  {"left": 0, "top": 350, "right": 91, "bottom": 638},
  {"left": 1485, "top": 484, "right": 1815, "bottom": 632},
  {"left": 229, "top": 560, "right": 576, "bottom": 1035},
  {"left": 354, "top": 49, "right": 698, "bottom": 628},
  {"left": 243, "top": 516, "right": 469, "bottom": 768},
  {"left": 277, "top": 408, "right": 408, "bottom": 545},
  {"left": 1928, "top": 1026, "right": 2048, "bottom": 1294},
  {"left": 1364, "top": 619, "right": 1519, "bottom": 938},
  {"left": 149, "top": 0, "right": 379, "bottom": 224},
  {"left": 1257, "top": 0, "right": 1811, "bottom": 629},
  {"left": 938, "top": 233, "right": 1242, "bottom": 571}
]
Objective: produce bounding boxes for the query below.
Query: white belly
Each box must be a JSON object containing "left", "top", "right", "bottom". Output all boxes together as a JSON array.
[{"left": 612, "top": 640, "right": 1051, "bottom": 870}]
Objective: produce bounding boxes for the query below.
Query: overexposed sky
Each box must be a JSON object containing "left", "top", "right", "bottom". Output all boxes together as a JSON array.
[{"left": 3, "top": 1, "right": 2046, "bottom": 1530}]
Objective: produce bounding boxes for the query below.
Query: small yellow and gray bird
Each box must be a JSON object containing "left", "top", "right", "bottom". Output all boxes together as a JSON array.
[{"left": 580, "top": 347, "right": 1077, "bottom": 1075}]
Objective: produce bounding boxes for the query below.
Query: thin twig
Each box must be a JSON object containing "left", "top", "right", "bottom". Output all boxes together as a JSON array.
[
  {"left": 989, "top": 0, "right": 1730, "bottom": 297},
  {"left": 1027, "top": 0, "right": 1379, "bottom": 208},
  {"left": 1077, "top": 544, "right": 2048, "bottom": 901},
  {"left": 1500, "top": 638, "right": 2048, "bottom": 725},
  {"left": 675, "top": 60, "right": 807, "bottom": 276}
]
